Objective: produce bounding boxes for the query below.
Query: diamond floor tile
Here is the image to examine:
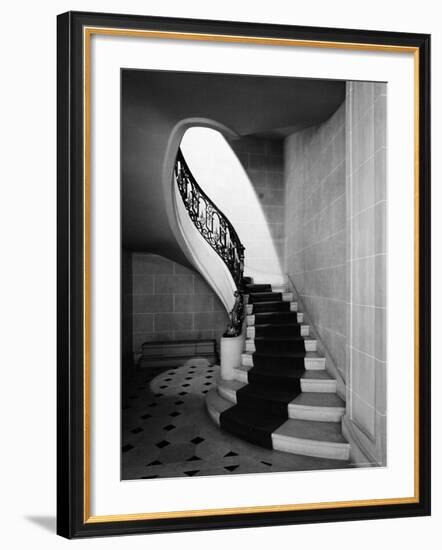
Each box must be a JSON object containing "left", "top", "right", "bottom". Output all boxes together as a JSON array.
[{"left": 122, "top": 358, "right": 351, "bottom": 480}]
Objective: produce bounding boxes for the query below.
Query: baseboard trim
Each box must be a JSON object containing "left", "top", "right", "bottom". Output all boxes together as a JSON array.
[{"left": 342, "top": 415, "right": 379, "bottom": 467}]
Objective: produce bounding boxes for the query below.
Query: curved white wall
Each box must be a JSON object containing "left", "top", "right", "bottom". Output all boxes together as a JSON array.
[
  {"left": 181, "top": 128, "right": 286, "bottom": 286},
  {"left": 173, "top": 183, "right": 236, "bottom": 314}
]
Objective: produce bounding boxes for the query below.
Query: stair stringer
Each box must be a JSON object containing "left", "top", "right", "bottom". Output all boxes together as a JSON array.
[{"left": 342, "top": 414, "right": 381, "bottom": 467}]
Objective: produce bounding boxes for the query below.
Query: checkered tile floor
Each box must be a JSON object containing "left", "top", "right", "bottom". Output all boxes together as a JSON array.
[{"left": 122, "top": 358, "right": 350, "bottom": 480}]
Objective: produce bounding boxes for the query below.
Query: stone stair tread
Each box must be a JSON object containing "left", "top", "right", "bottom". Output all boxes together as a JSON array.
[
  {"left": 206, "top": 389, "right": 234, "bottom": 414},
  {"left": 291, "top": 392, "right": 345, "bottom": 408},
  {"left": 248, "top": 291, "right": 282, "bottom": 298},
  {"left": 253, "top": 310, "right": 298, "bottom": 317},
  {"left": 237, "top": 384, "right": 300, "bottom": 403},
  {"left": 219, "top": 405, "right": 283, "bottom": 430},
  {"left": 245, "top": 284, "right": 272, "bottom": 292},
  {"left": 251, "top": 300, "right": 291, "bottom": 306},
  {"left": 274, "top": 419, "right": 348, "bottom": 444},
  {"left": 244, "top": 350, "right": 321, "bottom": 359},
  {"left": 235, "top": 364, "right": 253, "bottom": 373},
  {"left": 253, "top": 323, "right": 303, "bottom": 334},
  {"left": 255, "top": 322, "right": 303, "bottom": 331},
  {"left": 255, "top": 322, "right": 302, "bottom": 328},
  {"left": 251, "top": 350, "right": 306, "bottom": 359},
  {"left": 302, "top": 370, "right": 334, "bottom": 380},
  {"left": 250, "top": 302, "right": 293, "bottom": 314},
  {"left": 217, "top": 377, "right": 246, "bottom": 392},
  {"left": 253, "top": 335, "right": 312, "bottom": 342},
  {"left": 246, "top": 363, "right": 305, "bottom": 380}
]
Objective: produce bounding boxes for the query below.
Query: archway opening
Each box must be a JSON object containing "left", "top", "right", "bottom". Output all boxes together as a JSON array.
[{"left": 180, "top": 127, "right": 285, "bottom": 285}]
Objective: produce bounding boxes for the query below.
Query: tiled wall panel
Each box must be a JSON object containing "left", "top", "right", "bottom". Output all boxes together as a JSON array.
[
  {"left": 228, "top": 137, "right": 285, "bottom": 276},
  {"left": 284, "top": 104, "right": 347, "bottom": 379},
  {"left": 345, "top": 81, "right": 387, "bottom": 464},
  {"left": 123, "top": 253, "right": 229, "bottom": 362}
]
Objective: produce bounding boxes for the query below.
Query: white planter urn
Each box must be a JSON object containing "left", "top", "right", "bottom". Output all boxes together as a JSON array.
[{"left": 220, "top": 334, "right": 244, "bottom": 380}]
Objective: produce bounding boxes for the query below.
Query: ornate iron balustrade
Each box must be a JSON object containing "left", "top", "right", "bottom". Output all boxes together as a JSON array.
[{"left": 174, "top": 148, "right": 245, "bottom": 336}]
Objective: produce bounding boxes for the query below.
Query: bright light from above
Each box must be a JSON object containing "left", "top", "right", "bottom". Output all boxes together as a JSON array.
[{"left": 180, "top": 127, "right": 285, "bottom": 285}]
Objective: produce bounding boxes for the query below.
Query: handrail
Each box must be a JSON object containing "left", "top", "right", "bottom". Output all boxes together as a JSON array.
[{"left": 174, "top": 148, "right": 245, "bottom": 336}]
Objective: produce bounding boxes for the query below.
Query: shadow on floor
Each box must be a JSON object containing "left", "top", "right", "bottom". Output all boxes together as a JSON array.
[
  {"left": 25, "top": 515, "right": 56, "bottom": 533},
  {"left": 122, "top": 358, "right": 351, "bottom": 480}
]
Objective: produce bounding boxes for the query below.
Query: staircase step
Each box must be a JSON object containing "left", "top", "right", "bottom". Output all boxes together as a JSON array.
[
  {"left": 247, "top": 302, "right": 285, "bottom": 314},
  {"left": 247, "top": 364, "right": 305, "bottom": 389},
  {"left": 241, "top": 351, "right": 304, "bottom": 369},
  {"left": 272, "top": 419, "right": 350, "bottom": 460},
  {"left": 248, "top": 292, "right": 282, "bottom": 303},
  {"left": 205, "top": 389, "right": 234, "bottom": 426},
  {"left": 245, "top": 283, "right": 272, "bottom": 293},
  {"left": 233, "top": 362, "right": 305, "bottom": 389},
  {"left": 206, "top": 390, "right": 348, "bottom": 459},
  {"left": 247, "top": 301, "right": 298, "bottom": 314},
  {"left": 304, "top": 353, "right": 326, "bottom": 370},
  {"left": 220, "top": 379, "right": 342, "bottom": 420},
  {"left": 247, "top": 316, "right": 308, "bottom": 334},
  {"left": 245, "top": 337, "right": 317, "bottom": 353},
  {"left": 241, "top": 351, "right": 324, "bottom": 370},
  {"left": 248, "top": 319, "right": 305, "bottom": 338},
  {"left": 233, "top": 364, "right": 251, "bottom": 383},
  {"left": 250, "top": 311, "right": 301, "bottom": 325},
  {"left": 246, "top": 301, "right": 298, "bottom": 315},
  {"left": 271, "top": 284, "right": 289, "bottom": 294},
  {"left": 301, "top": 370, "right": 337, "bottom": 392},
  {"left": 288, "top": 392, "right": 345, "bottom": 422},
  {"left": 247, "top": 291, "right": 293, "bottom": 302},
  {"left": 219, "top": 405, "right": 285, "bottom": 449},
  {"left": 217, "top": 377, "right": 245, "bottom": 404},
  {"left": 254, "top": 338, "right": 307, "bottom": 354},
  {"left": 236, "top": 383, "right": 301, "bottom": 416}
]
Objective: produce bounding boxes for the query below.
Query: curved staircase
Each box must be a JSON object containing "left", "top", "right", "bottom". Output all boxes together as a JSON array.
[
  {"left": 206, "top": 280, "right": 350, "bottom": 461},
  {"left": 174, "top": 148, "right": 349, "bottom": 464}
]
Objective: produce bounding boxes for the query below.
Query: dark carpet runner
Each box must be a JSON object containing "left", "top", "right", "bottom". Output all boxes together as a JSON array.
[{"left": 220, "top": 284, "right": 305, "bottom": 448}]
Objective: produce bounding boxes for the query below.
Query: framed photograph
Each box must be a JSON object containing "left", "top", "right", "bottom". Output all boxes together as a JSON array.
[{"left": 57, "top": 11, "right": 431, "bottom": 538}]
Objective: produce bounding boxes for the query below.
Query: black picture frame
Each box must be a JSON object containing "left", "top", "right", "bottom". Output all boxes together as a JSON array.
[{"left": 57, "top": 10, "right": 431, "bottom": 538}]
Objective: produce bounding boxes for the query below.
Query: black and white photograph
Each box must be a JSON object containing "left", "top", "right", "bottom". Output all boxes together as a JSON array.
[
  {"left": 0, "top": 0, "right": 436, "bottom": 545},
  {"left": 121, "top": 69, "right": 387, "bottom": 480}
]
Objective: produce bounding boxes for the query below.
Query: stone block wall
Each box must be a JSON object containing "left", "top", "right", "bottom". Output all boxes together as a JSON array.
[
  {"left": 284, "top": 104, "right": 347, "bottom": 380},
  {"left": 228, "top": 136, "right": 285, "bottom": 276},
  {"left": 343, "top": 81, "right": 387, "bottom": 465},
  {"left": 122, "top": 252, "right": 229, "bottom": 365}
]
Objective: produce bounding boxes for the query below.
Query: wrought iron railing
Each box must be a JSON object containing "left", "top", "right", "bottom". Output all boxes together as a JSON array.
[{"left": 174, "top": 148, "right": 245, "bottom": 336}]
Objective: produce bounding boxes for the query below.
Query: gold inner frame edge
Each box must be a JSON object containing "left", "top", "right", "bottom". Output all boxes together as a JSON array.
[{"left": 82, "top": 26, "right": 421, "bottom": 524}]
